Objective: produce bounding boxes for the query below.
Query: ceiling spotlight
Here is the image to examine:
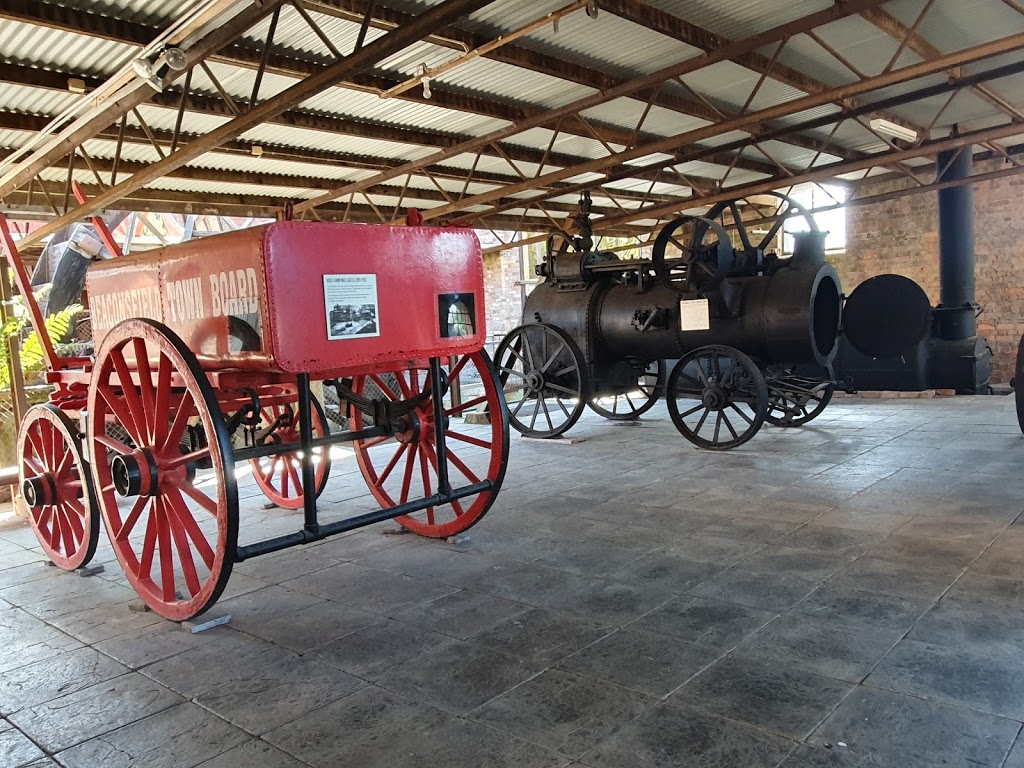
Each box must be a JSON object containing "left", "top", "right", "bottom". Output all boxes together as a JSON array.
[
  {"left": 132, "top": 46, "right": 188, "bottom": 92},
  {"left": 869, "top": 118, "right": 918, "bottom": 143},
  {"left": 417, "top": 64, "right": 432, "bottom": 99}
]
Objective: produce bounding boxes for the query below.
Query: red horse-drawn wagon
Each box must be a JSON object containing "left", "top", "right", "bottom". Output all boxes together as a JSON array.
[{"left": 2, "top": 206, "right": 509, "bottom": 620}]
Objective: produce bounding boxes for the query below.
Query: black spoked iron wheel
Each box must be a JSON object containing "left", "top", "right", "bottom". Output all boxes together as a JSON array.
[
  {"left": 495, "top": 323, "right": 588, "bottom": 438},
  {"left": 766, "top": 375, "right": 834, "bottom": 427},
  {"left": 666, "top": 345, "right": 768, "bottom": 450},
  {"left": 651, "top": 192, "right": 818, "bottom": 294},
  {"left": 1016, "top": 334, "right": 1024, "bottom": 434},
  {"left": 588, "top": 360, "right": 664, "bottom": 420}
]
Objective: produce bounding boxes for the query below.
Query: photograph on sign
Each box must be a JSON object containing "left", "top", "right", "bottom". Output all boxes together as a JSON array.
[
  {"left": 679, "top": 298, "right": 711, "bottom": 331},
  {"left": 324, "top": 274, "right": 380, "bottom": 340}
]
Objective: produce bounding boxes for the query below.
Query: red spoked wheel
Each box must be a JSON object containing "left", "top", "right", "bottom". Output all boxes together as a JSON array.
[
  {"left": 87, "top": 319, "right": 238, "bottom": 621},
  {"left": 17, "top": 404, "right": 99, "bottom": 570},
  {"left": 249, "top": 396, "right": 332, "bottom": 509},
  {"left": 350, "top": 351, "right": 509, "bottom": 538}
]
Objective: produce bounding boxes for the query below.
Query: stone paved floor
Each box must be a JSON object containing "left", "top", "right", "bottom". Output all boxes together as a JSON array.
[{"left": 2, "top": 395, "right": 1024, "bottom": 767}]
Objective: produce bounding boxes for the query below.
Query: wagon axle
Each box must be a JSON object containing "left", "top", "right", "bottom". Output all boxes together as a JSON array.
[
  {"left": 110, "top": 450, "right": 160, "bottom": 498},
  {"left": 21, "top": 474, "right": 59, "bottom": 509}
]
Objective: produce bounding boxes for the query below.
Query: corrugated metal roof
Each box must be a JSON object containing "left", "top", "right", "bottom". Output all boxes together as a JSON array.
[
  {"left": 0, "top": 19, "right": 136, "bottom": 78},
  {"left": 0, "top": 83, "right": 81, "bottom": 118},
  {"left": 468, "top": 4, "right": 706, "bottom": 78},
  {"left": 1, "top": 0, "right": 1022, "bottom": 230},
  {"left": 886, "top": 0, "right": 1024, "bottom": 53},
  {"left": 57, "top": 0, "right": 211, "bottom": 26},
  {"left": 643, "top": 0, "right": 834, "bottom": 41}
]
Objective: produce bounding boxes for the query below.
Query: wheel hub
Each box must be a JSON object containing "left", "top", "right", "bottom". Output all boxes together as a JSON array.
[
  {"left": 702, "top": 386, "right": 728, "bottom": 410},
  {"left": 394, "top": 412, "right": 423, "bottom": 445},
  {"left": 525, "top": 370, "right": 545, "bottom": 394},
  {"left": 21, "top": 474, "right": 56, "bottom": 508},
  {"left": 112, "top": 449, "right": 158, "bottom": 497}
]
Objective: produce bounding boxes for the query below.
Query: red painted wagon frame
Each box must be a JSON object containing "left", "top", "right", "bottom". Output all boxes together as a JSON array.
[{"left": 2, "top": 192, "right": 509, "bottom": 620}]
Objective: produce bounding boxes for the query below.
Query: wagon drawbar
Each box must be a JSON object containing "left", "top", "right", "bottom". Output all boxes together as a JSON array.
[{"left": 3, "top": 210, "right": 509, "bottom": 621}]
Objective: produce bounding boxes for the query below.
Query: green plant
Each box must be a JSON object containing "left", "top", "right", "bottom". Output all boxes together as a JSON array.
[{"left": 0, "top": 292, "right": 83, "bottom": 388}]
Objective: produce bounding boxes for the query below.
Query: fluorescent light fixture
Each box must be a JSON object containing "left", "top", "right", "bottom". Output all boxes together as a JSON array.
[{"left": 869, "top": 118, "right": 917, "bottom": 143}]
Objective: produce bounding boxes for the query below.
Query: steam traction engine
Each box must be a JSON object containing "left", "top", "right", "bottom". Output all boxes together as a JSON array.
[
  {"left": 4, "top": 212, "right": 509, "bottom": 620},
  {"left": 496, "top": 194, "right": 842, "bottom": 449}
]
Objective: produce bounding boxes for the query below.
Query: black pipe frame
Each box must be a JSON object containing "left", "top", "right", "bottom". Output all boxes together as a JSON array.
[{"left": 233, "top": 360, "right": 482, "bottom": 563}]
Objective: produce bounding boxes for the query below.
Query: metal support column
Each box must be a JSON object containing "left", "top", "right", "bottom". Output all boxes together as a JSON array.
[
  {"left": 296, "top": 373, "right": 320, "bottom": 535},
  {"left": 936, "top": 145, "right": 976, "bottom": 340}
]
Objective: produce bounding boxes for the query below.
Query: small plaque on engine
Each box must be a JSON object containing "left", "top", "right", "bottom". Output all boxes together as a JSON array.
[{"left": 679, "top": 299, "right": 710, "bottom": 331}]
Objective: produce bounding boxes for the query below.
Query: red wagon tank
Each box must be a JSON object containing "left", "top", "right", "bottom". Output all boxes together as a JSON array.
[{"left": 85, "top": 222, "right": 486, "bottom": 375}]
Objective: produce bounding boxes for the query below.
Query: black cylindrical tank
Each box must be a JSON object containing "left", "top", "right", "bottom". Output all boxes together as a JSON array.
[
  {"left": 524, "top": 261, "right": 842, "bottom": 369},
  {"left": 593, "top": 263, "right": 841, "bottom": 367}
]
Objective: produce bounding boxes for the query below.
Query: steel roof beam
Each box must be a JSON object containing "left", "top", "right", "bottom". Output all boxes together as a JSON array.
[
  {"left": 309, "top": 0, "right": 864, "bottom": 164},
  {"left": 0, "top": 1, "right": 838, "bottom": 182},
  {"left": 0, "top": 0, "right": 292, "bottom": 199},
  {"left": 15, "top": 0, "right": 507, "bottom": 247},
  {"left": 294, "top": 0, "right": 892, "bottom": 214},
  {"left": 860, "top": 5, "right": 1024, "bottom": 123},
  {"left": 0, "top": 0, "right": 781, "bottom": 176},
  {"left": 597, "top": 120, "right": 1024, "bottom": 230},
  {"left": 422, "top": 30, "right": 1024, "bottom": 224},
  {"left": 600, "top": 0, "right": 924, "bottom": 135},
  {"left": 0, "top": 150, "right": 632, "bottom": 217},
  {"left": 1, "top": 180, "right": 648, "bottom": 235},
  {"left": 0, "top": 110, "right": 684, "bottom": 208}
]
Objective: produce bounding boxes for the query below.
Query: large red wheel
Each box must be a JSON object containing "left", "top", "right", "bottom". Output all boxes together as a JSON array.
[
  {"left": 17, "top": 404, "right": 99, "bottom": 570},
  {"left": 350, "top": 351, "right": 509, "bottom": 538},
  {"left": 249, "top": 395, "right": 331, "bottom": 509},
  {"left": 87, "top": 319, "right": 238, "bottom": 621}
]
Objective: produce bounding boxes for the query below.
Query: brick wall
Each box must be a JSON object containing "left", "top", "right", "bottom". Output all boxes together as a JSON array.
[
  {"left": 834, "top": 158, "right": 1024, "bottom": 383},
  {"left": 482, "top": 247, "right": 527, "bottom": 349}
]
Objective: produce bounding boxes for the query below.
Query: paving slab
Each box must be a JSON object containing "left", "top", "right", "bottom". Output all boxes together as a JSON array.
[
  {"left": 375, "top": 636, "right": 545, "bottom": 715},
  {"left": 8, "top": 672, "right": 183, "bottom": 753},
  {"left": 195, "top": 656, "right": 365, "bottom": 734},
  {"left": 389, "top": 588, "right": 530, "bottom": 640},
  {"left": 243, "top": 600, "right": 378, "bottom": 653},
  {"left": 0, "top": 398, "right": 1022, "bottom": 766},
  {"left": 674, "top": 650, "right": 855, "bottom": 740},
  {"left": 54, "top": 702, "right": 248, "bottom": 768},
  {"left": 810, "top": 685, "right": 1019, "bottom": 768},
  {"left": 281, "top": 562, "right": 458, "bottom": 612},
  {"left": 627, "top": 595, "right": 777, "bottom": 650},
  {"left": 541, "top": 576, "right": 675, "bottom": 626},
  {"left": 470, "top": 669, "right": 654, "bottom": 758},
  {"left": 737, "top": 613, "right": 902, "bottom": 683},
  {"left": 580, "top": 699, "right": 794, "bottom": 768},
  {"left": 0, "top": 646, "right": 128, "bottom": 716},
  {"left": 193, "top": 739, "right": 310, "bottom": 768},
  {"left": 867, "top": 638, "right": 1024, "bottom": 720},
  {"left": 687, "top": 567, "right": 822, "bottom": 612},
  {"left": 557, "top": 628, "right": 720, "bottom": 697},
  {"left": 0, "top": 727, "right": 45, "bottom": 767}
]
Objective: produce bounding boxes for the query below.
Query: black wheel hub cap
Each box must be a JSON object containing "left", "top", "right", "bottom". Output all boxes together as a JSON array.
[
  {"left": 21, "top": 474, "right": 54, "bottom": 509},
  {"left": 702, "top": 386, "right": 728, "bottom": 410},
  {"left": 525, "top": 370, "right": 545, "bottom": 394}
]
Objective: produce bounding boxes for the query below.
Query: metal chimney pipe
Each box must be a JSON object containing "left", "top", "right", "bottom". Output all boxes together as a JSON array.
[{"left": 936, "top": 146, "right": 976, "bottom": 339}]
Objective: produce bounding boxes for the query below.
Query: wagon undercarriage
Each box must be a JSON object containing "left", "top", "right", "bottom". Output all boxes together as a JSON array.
[{"left": 5, "top": 214, "right": 510, "bottom": 621}]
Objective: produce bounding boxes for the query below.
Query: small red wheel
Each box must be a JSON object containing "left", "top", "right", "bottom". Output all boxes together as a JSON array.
[
  {"left": 249, "top": 395, "right": 331, "bottom": 509},
  {"left": 87, "top": 319, "right": 238, "bottom": 621},
  {"left": 350, "top": 350, "right": 509, "bottom": 538},
  {"left": 17, "top": 404, "right": 99, "bottom": 570}
]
